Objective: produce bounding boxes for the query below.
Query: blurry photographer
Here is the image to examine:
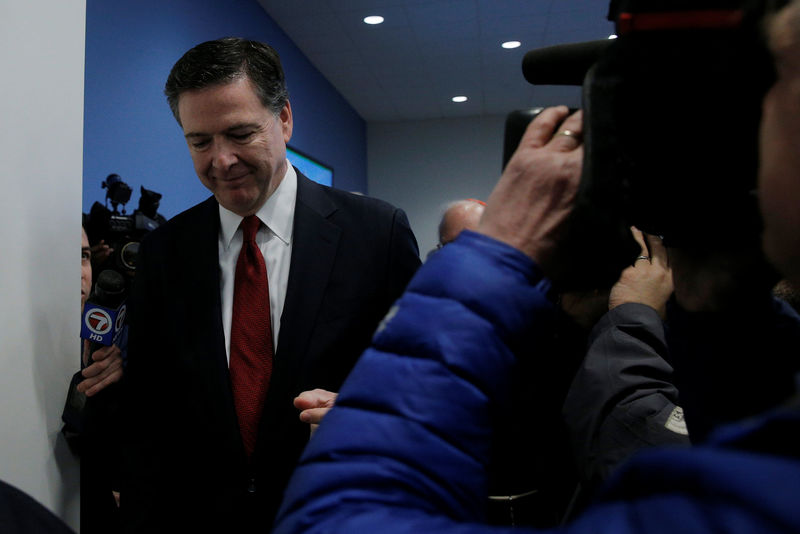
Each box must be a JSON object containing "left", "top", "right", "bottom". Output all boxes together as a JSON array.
[
  {"left": 273, "top": 2, "right": 800, "bottom": 523},
  {"left": 85, "top": 175, "right": 165, "bottom": 284}
]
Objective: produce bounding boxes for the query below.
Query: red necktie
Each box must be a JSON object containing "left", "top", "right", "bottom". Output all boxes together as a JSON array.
[{"left": 229, "top": 215, "right": 274, "bottom": 458}]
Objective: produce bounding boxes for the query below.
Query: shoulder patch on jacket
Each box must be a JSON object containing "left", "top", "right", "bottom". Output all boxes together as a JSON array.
[{"left": 665, "top": 406, "right": 689, "bottom": 436}]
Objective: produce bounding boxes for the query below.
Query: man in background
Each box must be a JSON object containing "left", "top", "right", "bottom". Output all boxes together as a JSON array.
[{"left": 438, "top": 198, "right": 485, "bottom": 247}]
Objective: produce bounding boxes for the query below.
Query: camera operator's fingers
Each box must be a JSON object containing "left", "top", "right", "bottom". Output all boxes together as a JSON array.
[
  {"left": 480, "top": 111, "right": 582, "bottom": 267},
  {"left": 550, "top": 110, "right": 584, "bottom": 151},
  {"left": 630, "top": 227, "right": 651, "bottom": 264},
  {"left": 609, "top": 226, "right": 674, "bottom": 316},
  {"left": 521, "top": 106, "right": 572, "bottom": 149},
  {"left": 646, "top": 232, "right": 670, "bottom": 270},
  {"left": 630, "top": 226, "right": 648, "bottom": 250}
]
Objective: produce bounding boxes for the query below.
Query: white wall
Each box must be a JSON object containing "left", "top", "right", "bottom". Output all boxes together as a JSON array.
[
  {"left": 368, "top": 115, "right": 507, "bottom": 258},
  {"left": 0, "top": 0, "right": 85, "bottom": 529}
]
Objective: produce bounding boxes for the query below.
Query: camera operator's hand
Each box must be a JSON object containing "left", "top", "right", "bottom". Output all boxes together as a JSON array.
[
  {"left": 78, "top": 341, "right": 123, "bottom": 397},
  {"left": 609, "top": 227, "right": 673, "bottom": 319},
  {"left": 478, "top": 106, "right": 583, "bottom": 275}
]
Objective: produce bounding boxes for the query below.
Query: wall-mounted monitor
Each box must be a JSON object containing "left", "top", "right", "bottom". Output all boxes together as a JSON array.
[{"left": 287, "top": 146, "right": 333, "bottom": 187}]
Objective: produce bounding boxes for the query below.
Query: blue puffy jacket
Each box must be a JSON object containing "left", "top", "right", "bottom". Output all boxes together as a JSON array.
[{"left": 274, "top": 231, "right": 800, "bottom": 534}]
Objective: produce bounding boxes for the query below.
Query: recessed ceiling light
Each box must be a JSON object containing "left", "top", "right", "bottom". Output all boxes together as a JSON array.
[
  {"left": 364, "top": 15, "right": 384, "bottom": 25},
  {"left": 502, "top": 41, "right": 521, "bottom": 49},
  {"left": 608, "top": 34, "right": 618, "bottom": 39},
  {"left": 452, "top": 96, "right": 468, "bottom": 103}
]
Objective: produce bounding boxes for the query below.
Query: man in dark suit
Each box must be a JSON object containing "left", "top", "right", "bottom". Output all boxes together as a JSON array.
[{"left": 120, "top": 38, "right": 420, "bottom": 532}]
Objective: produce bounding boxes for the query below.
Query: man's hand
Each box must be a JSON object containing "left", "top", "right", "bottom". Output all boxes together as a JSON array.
[
  {"left": 294, "top": 389, "right": 338, "bottom": 435},
  {"left": 78, "top": 341, "right": 123, "bottom": 397},
  {"left": 609, "top": 227, "right": 674, "bottom": 318},
  {"left": 478, "top": 106, "right": 583, "bottom": 274}
]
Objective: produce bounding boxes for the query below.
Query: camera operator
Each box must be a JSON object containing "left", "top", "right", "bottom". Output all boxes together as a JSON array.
[{"left": 272, "top": 0, "right": 800, "bottom": 527}]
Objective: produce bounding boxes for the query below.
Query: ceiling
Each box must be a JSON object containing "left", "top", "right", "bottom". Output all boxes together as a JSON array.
[{"left": 257, "top": 0, "right": 615, "bottom": 122}]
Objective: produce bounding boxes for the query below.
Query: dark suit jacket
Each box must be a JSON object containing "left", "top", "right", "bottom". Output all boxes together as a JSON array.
[
  {"left": 0, "top": 480, "right": 74, "bottom": 533},
  {"left": 121, "top": 172, "right": 420, "bottom": 532}
]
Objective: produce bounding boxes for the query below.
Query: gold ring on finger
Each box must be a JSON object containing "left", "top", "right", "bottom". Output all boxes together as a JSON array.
[{"left": 555, "top": 129, "right": 581, "bottom": 141}]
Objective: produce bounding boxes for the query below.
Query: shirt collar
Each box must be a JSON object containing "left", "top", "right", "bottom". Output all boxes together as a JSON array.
[{"left": 218, "top": 162, "right": 297, "bottom": 249}]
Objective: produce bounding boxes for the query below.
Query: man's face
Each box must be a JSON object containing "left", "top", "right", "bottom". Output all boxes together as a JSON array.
[
  {"left": 178, "top": 77, "right": 293, "bottom": 217},
  {"left": 81, "top": 229, "right": 92, "bottom": 309},
  {"left": 760, "top": 2, "right": 800, "bottom": 285}
]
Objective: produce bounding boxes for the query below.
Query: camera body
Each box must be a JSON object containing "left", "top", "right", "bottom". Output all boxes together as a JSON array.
[
  {"left": 512, "top": 0, "right": 787, "bottom": 290},
  {"left": 585, "top": 0, "right": 777, "bottom": 245},
  {"left": 85, "top": 175, "right": 166, "bottom": 282}
]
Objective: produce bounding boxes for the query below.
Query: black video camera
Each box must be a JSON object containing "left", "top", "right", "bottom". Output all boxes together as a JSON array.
[
  {"left": 508, "top": 0, "right": 787, "bottom": 290},
  {"left": 85, "top": 174, "right": 166, "bottom": 282}
]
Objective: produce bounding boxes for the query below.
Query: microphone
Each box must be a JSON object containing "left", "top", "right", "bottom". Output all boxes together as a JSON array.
[
  {"left": 80, "top": 270, "right": 127, "bottom": 350},
  {"left": 522, "top": 39, "right": 612, "bottom": 86}
]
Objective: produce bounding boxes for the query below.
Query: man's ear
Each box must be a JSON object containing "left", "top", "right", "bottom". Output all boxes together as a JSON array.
[{"left": 280, "top": 101, "right": 293, "bottom": 144}]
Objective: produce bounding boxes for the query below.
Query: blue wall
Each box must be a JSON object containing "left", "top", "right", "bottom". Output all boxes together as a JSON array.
[{"left": 83, "top": 0, "right": 366, "bottom": 218}]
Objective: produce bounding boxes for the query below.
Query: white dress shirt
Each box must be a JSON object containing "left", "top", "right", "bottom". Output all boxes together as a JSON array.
[{"left": 218, "top": 163, "right": 297, "bottom": 365}]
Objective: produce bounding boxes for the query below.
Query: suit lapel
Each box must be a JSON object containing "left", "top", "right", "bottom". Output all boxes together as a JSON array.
[
  {"left": 175, "top": 197, "right": 243, "bottom": 458},
  {"left": 274, "top": 173, "right": 341, "bottom": 386}
]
